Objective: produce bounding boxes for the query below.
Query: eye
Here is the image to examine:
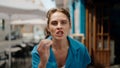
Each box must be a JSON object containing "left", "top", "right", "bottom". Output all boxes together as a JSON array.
[
  {"left": 61, "top": 20, "right": 67, "bottom": 25},
  {"left": 51, "top": 21, "right": 58, "bottom": 25}
]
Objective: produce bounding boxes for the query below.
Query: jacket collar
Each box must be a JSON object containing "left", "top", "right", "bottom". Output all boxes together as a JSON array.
[
  {"left": 47, "top": 36, "right": 82, "bottom": 67},
  {"left": 67, "top": 36, "right": 81, "bottom": 50},
  {"left": 47, "top": 36, "right": 81, "bottom": 55},
  {"left": 67, "top": 36, "right": 81, "bottom": 55}
]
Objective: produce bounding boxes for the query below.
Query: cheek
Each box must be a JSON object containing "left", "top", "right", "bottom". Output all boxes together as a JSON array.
[
  {"left": 49, "top": 27, "right": 56, "bottom": 34},
  {"left": 64, "top": 27, "right": 70, "bottom": 34},
  {"left": 66, "top": 25, "right": 71, "bottom": 30}
]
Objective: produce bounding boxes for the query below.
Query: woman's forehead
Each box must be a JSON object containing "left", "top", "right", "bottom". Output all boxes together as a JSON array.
[{"left": 50, "top": 12, "right": 68, "bottom": 20}]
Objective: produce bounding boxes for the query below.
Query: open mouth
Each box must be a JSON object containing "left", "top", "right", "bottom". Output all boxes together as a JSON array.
[{"left": 56, "top": 31, "right": 64, "bottom": 37}]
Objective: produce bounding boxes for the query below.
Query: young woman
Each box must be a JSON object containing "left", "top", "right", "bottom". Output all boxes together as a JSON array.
[{"left": 31, "top": 8, "right": 91, "bottom": 68}]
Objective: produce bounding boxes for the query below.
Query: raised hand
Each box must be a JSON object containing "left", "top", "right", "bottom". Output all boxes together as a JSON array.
[{"left": 37, "top": 39, "right": 53, "bottom": 67}]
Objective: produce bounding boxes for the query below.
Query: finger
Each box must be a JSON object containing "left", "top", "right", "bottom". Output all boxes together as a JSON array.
[
  {"left": 38, "top": 40, "right": 44, "bottom": 48},
  {"left": 45, "top": 41, "right": 53, "bottom": 49},
  {"left": 42, "top": 41, "right": 52, "bottom": 50},
  {"left": 39, "top": 40, "right": 51, "bottom": 49},
  {"left": 38, "top": 39, "right": 49, "bottom": 48}
]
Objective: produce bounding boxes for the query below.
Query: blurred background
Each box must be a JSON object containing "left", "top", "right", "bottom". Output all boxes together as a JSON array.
[{"left": 0, "top": 0, "right": 120, "bottom": 68}]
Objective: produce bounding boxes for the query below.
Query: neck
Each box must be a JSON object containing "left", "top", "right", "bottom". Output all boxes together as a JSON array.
[{"left": 52, "top": 38, "right": 69, "bottom": 50}]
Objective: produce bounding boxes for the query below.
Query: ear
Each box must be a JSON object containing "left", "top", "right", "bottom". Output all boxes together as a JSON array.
[
  {"left": 47, "top": 26, "right": 50, "bottom": 32},
  {"left": 69, "top": 22, "right": 72, "bottom": 29}
]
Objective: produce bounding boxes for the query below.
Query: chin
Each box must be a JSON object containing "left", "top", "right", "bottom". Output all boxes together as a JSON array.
[
  {"left": 56, "top": 37, "right": 63, "bottom": 40},
  {"left": 55, "top": 36, "right": 66, "bottom": 40}
]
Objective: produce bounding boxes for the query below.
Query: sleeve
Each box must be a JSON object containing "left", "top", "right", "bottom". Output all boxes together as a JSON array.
[
  {"left": 31, "top": 46, "right": 40, "bottom": 68},
  {"left": 82, "top": 47, "right": 91, "bottom": 68}
]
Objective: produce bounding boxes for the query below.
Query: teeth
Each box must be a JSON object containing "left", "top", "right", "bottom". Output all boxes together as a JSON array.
[
  {"left": 58, "top": 32, "right": 62, "bottom": 34},
  {"left": 57, "top": 31, "right": 63, "bottom": 34},
  {"left": 60, "top": 32, "right": 62, "bottom": 34}
]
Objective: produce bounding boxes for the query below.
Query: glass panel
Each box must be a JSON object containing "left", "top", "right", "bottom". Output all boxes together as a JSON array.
[
  {"left": 103, "top": 36, "right": 108, "bottom": 50},
  {"left": 97, "top": 40, "right": 102, "bottom": 50}
]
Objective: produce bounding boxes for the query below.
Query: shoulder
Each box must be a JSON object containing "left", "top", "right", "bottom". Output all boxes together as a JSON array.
[
  {"left": 68, "top": 36, "right": 86, "bottom": 50},
  {"left": 73, "top": 39, "right": 87, "bottom": 54},
  {"left": 68, "top": 36, "right": 88, "bottom": 57},
  {"left": 73, "top": 39, "right": 85, "bottom": 48},
  {"left": 31, "top": 45, "right": 40, "bottom": 68},
  {"left": 31, "top": 45, "right": 39, "bottom": 56},
  {"left": 31, "top": 45, "right": 40, "bottom": 62}
]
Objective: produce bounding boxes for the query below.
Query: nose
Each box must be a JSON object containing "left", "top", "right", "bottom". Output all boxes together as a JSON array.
[{"left": 56, "top": 22, "right": 62, "bottom": 30}]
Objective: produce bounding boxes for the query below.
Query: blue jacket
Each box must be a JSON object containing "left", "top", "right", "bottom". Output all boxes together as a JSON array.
[{"left": 31, "top": 36, "right": 91, "bottom": 68}]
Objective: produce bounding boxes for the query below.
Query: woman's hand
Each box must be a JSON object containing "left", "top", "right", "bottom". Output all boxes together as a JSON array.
[{"left": 37, "top": 39, "right": 53, "bottom": 67}]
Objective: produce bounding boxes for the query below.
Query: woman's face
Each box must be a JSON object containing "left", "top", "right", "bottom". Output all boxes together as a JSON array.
[{"left": 47, "top": 11, "right": 71, "bottom": 40}]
